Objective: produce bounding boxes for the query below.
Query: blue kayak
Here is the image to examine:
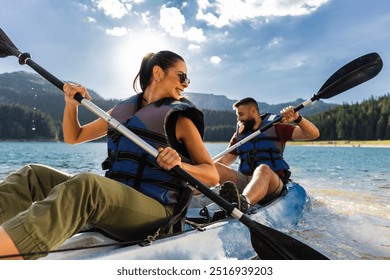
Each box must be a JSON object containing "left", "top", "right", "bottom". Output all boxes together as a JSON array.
[{"left": 41, "top": 181, "right": 309, "bottom": 260}]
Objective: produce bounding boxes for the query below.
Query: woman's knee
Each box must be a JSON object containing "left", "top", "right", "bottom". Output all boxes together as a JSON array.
[
  {"left": 72, "top": 172, "right": 97, "bottom": 182},
  {"left": 54, "top": 173, "right": 102, "bottom": 196},
  {"left": 28, "top": 163, "right": 59, "bottom": 173},
  {"left": 69, "top": 173, "right": 102, "bottom": 190},
  {"left": 51, "top": 173, "right": 109, "bottom": 214}
]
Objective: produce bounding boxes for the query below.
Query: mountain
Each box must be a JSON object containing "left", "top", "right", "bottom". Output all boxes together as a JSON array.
[
  {"left": 1, "top": 71, "right": 387, "bottom": 141},
  {"left": 0, "top": 71, "right": 104, "bottom": 100},
  {"left": 0, "top": 71, "right": 337, "bottom": 116},
  {"left": 0, "top": 71, "right": 390, "bottom": 142},
  {"left": 0, "top": 71, "right": 340, "bottom": 141},
  {"left": 185, "top": 92, "right": 337, "bottom": 116},
  {"left": 0, "top": 71, "right": 117, "bottom": 124}
]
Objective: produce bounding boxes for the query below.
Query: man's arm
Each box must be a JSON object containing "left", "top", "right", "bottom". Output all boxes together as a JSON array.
[
  {"left": 291, "top": 117, "right": 320, "bottom": 140},
  {"left": 215, "top": 152, "right": 238, "bottom": 166},
  {"left": 280, "top": 106, "right": 320, "bottom": 141},
  {"left": 214, "top": 133, "right": 239, "bottom": 166}
]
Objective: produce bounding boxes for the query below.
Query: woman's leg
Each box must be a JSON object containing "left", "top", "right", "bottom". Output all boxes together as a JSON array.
[
  {"left": 0, "top": 164, "right": 72, "bottom": 224},
  {"left": 0, "top": 226, "right": 22, "bottom": 260},
  {"left": 1, "top": 173, "right": 173, "bottom": 259}
]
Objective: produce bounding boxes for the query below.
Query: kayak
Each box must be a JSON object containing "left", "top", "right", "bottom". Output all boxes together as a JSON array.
[
  {"left": 41, "top": 181, "right": 308, "bottom": 260},
  {"left": 41, "top": 181, "right": 309, "bottom": 260}
]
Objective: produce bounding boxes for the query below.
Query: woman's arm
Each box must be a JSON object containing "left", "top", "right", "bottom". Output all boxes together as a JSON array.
[
  {"left": 62, "top": 83, "right": 109, "bottom": 144},
  {"left": 157, "top": 115, "right": 219, "bottom": 187}
]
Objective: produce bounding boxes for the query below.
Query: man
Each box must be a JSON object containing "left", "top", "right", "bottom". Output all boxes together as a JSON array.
[{"left": 214, "top": 97, "right": 320, "bottom": 211}]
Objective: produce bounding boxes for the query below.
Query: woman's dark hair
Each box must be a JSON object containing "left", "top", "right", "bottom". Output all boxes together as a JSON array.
[{"left": 133, "top": 50, "right": 185, "bottom": 93}]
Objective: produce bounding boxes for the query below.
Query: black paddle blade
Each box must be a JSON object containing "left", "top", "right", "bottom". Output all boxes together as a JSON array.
[
  {"left": 0, "top": 27, "right": 20, "bottom": 57},
  {"left": 250, "top": 220, "right": 329, "bottom": 260},
  {"left": 315, "top": 52, "right": 383, "bottom": 100}
]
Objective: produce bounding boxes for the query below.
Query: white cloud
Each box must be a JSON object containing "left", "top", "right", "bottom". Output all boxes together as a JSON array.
[
  {"left": 185, "top": 27, "right": 206, "bottom": 43},
  {"left": 93, "top": 0, "right": 134, "bottom": 19},
  {"left": 141, "top": 11, "right": 151, "bottom": 25},
  {"left": 87, "top": 17, "right": 97, "bottom": 23},
  {"left": 160, "top": 5, "right": 206, "bottom": 43},
  {"left": 188, "top": 44, "right": 201, "bottom": 51},
  {"left": 268, "top": 53, "right": 308, "bottom": 71},
  {"left": 210, "top": 56, "right": 222, "bottom": 64},
  {"left": 196, "top": 0, "right": 330, "bottom": 28},
  {"left": 106, "top": 27, "right": 129, "bottom": 36},
  {"left": 267, "top": 37, "right": 283, "bottom": 48},
  {"left": 78, "top": 3, "right": 89, "bottom": 11},
  {"left": 160, "top": 6, "right": 186, "bottom": 37}
]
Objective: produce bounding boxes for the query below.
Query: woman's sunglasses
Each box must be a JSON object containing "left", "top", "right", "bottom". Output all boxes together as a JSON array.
[{"left": 177, "top": 72, "right": 190, "bottom": 84}]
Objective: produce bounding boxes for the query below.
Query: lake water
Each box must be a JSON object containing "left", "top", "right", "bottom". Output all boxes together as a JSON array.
[{"left": 0, "top": 141, "right": 389, "bottom": 260}]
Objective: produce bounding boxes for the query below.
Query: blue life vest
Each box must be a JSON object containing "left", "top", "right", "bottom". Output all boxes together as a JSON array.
[
  {"left": 102, "top": 94, "right": 204, "bottom": 205},
  {"left": 237, "top": 113, "right": 290, "bottom": 175}
]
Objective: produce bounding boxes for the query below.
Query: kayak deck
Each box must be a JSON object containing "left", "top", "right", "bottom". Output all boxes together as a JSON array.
[{"left": 41, "top": 181, "right": 309, "bottom": 260}]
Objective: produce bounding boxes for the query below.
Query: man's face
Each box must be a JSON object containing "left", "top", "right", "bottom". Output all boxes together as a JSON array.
[{"left": 236, "top": 105, "right": 256, "bottom": 134}]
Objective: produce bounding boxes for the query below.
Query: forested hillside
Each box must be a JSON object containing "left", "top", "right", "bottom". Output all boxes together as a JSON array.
[
  {"left": 308, "top": 94, "right": 390, "bottom": 140},
  {"left": 0, "top": 103, "right": 57, "bottom": 140},
  {"left": 203, "top": 95, "right": 390, "bottom": 141},
  {"left": 1, "top": 71, "right": 388, "bottom": 142},
  {"left": 203, "top": 110, "right": 236, "bottom": 141}
]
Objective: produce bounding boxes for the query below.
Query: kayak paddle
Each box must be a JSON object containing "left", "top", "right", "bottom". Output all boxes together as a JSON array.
[{"left": 0, "top": 27, "right": 330, "bottom": 259}]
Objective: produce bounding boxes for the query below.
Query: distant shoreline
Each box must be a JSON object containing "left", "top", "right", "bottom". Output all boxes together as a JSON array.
[
  {"left": 288, "top": 140, "right": 390, "bottom": 148},
  {"left": 1, "top": 139, "right": 390, "bottom": 148}
]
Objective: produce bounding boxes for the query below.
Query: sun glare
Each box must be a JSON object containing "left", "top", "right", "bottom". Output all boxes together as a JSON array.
[{"left": 105, "top": 30, "right": 177, "bottom": 98}]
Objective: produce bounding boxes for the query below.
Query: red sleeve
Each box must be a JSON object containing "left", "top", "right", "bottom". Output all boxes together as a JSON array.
[{"left": 275, "top": 123, "right": 295, "bottom": 145}]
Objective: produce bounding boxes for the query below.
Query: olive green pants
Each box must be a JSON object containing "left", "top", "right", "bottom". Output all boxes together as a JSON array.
[{"left": 0, "top": 164, "right": 174, "bottom": 259}]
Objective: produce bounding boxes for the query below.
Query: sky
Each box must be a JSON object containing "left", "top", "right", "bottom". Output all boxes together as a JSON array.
[{"left": 0, "top": 0, "right": 389, "bottom": 105}]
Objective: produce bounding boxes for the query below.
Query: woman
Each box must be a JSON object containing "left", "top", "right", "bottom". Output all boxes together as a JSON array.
[{"left": 0, "top": 50, "right": 219, "bottom": 259}]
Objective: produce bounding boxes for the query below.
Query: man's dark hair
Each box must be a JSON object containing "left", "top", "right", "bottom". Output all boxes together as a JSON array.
[{"left": 233, "top": 97, "right": 259, "bottom": 112}]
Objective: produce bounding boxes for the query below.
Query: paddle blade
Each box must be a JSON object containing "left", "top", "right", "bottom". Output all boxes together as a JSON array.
[
  {"left": 0, "top": 28, "right": 20, "bottom": 57},
  {"left": 250, "top": 221, "right": 329, "bottom": 260},
  {"left": 316, "top": 52, "right": 383, "bottom": 100}
]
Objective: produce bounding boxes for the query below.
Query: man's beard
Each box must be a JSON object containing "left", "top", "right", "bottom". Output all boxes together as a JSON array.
[{"left": 239, "top": 118, "right": 256, "bottom": 134}]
